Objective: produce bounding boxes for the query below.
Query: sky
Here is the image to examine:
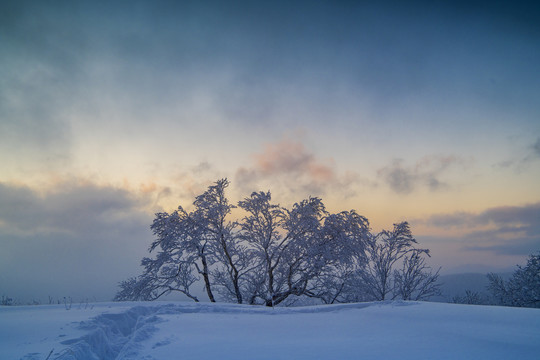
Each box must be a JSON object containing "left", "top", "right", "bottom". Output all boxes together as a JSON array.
[{"left": 1, "top": 0, "right": 539, "bottom": 302}]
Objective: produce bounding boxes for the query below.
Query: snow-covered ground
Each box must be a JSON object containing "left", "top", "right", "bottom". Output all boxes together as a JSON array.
[{"left": 1, "top": 301, "right": 539, "bottom": 360}]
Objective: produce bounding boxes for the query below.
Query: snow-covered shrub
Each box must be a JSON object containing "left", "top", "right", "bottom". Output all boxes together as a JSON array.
[{"left": 1, "top": 295, "right": 13, "bottom": 306}]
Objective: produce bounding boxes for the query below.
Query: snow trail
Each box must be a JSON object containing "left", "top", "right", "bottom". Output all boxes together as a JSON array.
[{"left": 58, "top": 306, "right": 162, "bottom": 360}]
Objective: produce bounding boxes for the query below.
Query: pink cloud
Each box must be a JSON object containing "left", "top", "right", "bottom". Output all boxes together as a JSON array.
[
  {"left": 253, "top": 139, "right": 334, "bottom": 181},
  {"left": 235, "top": 138, "right": 341, "bottom": 197}
]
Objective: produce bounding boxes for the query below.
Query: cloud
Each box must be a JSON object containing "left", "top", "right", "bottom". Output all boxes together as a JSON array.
[
  {"left": 423, "top": 211, "right": 473, "bottom": 229},
  {"left": 0, "top": 1, "right": 93, "bottom": 160},
  {"left": 377, "top": 160, "right": 414, "bottom": 194},
  {"left": 236, "top": 139, "right": 335, "bottom": 195},
  {"left": 254, "top": 139, "right": 334, "bottom": 181},
  {"left": 378, "top": 155, "right": 464, "bottom": 194},
  {"left": 465, "top": 239, "right": 540, "bottom": 256},
  {"left": 0, "top": 181, "right": 153, "bottom": 302},
  {"left": 422, "top": 202, "right": 540, "bottom": 256},
  {"left": 494, "top": 137, "right": 540, "bottom": 172},
  {"left": 234, "top": 138, "right": 375, "bottom": 202},
  {"left": 532, "top": 137, "right": 540, "bottom": 157},
  {"left": 477, "top": 203, "right": 540, "bottom": 228}
]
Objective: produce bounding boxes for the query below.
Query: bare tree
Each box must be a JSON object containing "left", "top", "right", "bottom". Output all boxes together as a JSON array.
[
  {"left": 360, "top": 222, "right": 419, "bottom": 300},
  {"left": 394, "top": 249, "right": 441, "bottom": 301},
  {"left": 452, "top": 290, "right": 485, "bottom": 305},
  {"left": 357, "top": 222, "right": 440, "bottom": 302}
]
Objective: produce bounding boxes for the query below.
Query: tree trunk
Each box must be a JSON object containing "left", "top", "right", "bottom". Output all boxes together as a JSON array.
[
  {"left": 220, "top": 233, "right": 243, "bottom": 304},
  {"left": 201, "top": 254, "right": 216, "bottom": 302}
]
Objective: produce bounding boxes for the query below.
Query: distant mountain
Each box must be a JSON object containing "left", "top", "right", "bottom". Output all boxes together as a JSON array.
[{"left": 431, "top": 272, "right": 512, "bottom": 303}]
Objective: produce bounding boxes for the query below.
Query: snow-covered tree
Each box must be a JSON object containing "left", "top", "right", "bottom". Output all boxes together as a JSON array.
[
  {"left": 115, "top": 179, "right": 244, "bottom": 303},
  {"left": 238, "top": 193, "right": 329, "bottom": 306},
  {"left": 114, "top": 210, "right": 201, "bottom": 302},
  {"left": 237, "top": 191, "right": 284, "bottom": 305},
  {"left": 192, "top": 179, "right": 249, "bottom": 304},
  {"left": 488, "top": 253, "right": 540, "bottom": 308},
  {"left": 269, "top": 197, "right": 327, "bottom": 306},
  {"left": 116, "top": 179, "right": 441, "bottom": 305},
  {"left": 307, "top": 210, "right": 372, "bottom": 304}
]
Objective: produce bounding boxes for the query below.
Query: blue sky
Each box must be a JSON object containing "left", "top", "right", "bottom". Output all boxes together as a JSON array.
[{"left": 1, "top": 0, "right": 539, "bottom": 301}]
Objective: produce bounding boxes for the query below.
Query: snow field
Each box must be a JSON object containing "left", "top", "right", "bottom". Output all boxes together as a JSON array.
[{"left": 1, "top": 301, "right": 539, "bottom": 359}]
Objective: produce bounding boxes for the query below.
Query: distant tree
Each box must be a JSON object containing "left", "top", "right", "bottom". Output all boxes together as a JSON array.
[
  {"left": 452, "top": 290, "right": 484, "bottom": 305},
  {"left": 1, "top": 295, "right": 13, "bottom": 306},
  {"left": 487, "top": 273, "right": 508, "bottom": 305},
  {"left": 488, "top": 253, "right": 540, "bottom": 308}
]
